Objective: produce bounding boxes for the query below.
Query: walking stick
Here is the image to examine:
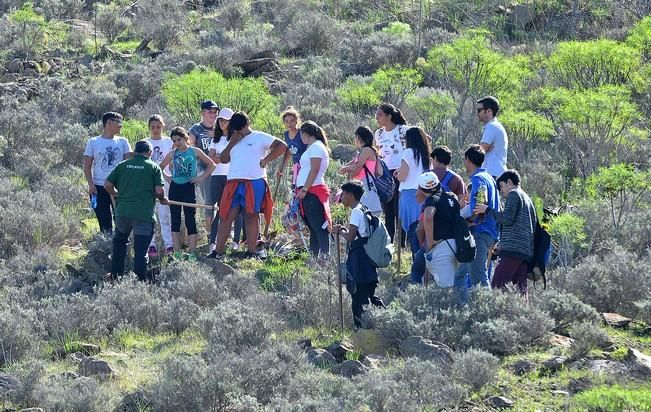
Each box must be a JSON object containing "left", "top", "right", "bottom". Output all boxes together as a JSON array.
[
  {"left": 396, "top": 216, "right": 402, "bottom": 274},
  {"left": 264, "top": 177, "right": 283, "bottom": 240},
  {"left": 336, "top": 231, "right": 344, "bottom": 332},
  {"left": 166, "top": 199, "right": 216, "bottom": 210}
]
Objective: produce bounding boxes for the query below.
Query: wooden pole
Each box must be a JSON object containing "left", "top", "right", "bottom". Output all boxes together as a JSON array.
[
  {"left": 166, "top": 199, "right": 215, "bottom": 210},
  {"left": 336, "top": 232, "right": 344, "bottom": 332}
]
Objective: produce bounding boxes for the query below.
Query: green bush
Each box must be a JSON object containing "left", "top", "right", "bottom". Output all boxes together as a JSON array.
[
  {"left": 626, "top": 16, "right": 651, "bottom": 59},
  {"left": 572, "top": 385, "right": 651, "bottom": 412},
  {"left": 161, "top": 69, "right": 282, "bottom": 135},
  {"left": 548, "top": 213, "right": 587, "bottom": 268},
  {"left": 406, "top": 88, "right": 455, "bottom": 138}
]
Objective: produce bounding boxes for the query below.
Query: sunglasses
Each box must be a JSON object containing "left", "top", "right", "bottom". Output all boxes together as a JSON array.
[{"left": 476, "top": 108, "right": 487, "bottom": 113}]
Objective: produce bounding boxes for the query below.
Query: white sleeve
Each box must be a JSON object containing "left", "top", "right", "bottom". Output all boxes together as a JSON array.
[
  {"left": 208, "top": 141, "right": 217, "bottom": 151},
  {"left": 83, "top": 139, "right": 94, "bottom": 157},
  {"left": 311, "top": 143, "right": 328, "bottom": 159},
  {"left": 123, "top": 138, "right": 133, "bottom": 154},
  {"left": 481, "top": 125, "right": 496, "bottom": 145},
  {"left": 261, "top": 132, "right": 276, "bottom": 149},
  {"left": 349, "top": 207, "right": 362, "bottom": 228}
]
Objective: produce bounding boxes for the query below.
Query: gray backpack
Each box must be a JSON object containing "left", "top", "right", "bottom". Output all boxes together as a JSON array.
[{"left": 361, "top": 207, "right": 393, "bottom": 268}]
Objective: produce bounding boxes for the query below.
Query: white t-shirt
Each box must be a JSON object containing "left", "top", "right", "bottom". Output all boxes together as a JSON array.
[
  {"left": 349, "top": 204, "right": 370, "bottom": 238},
  {"left": 146, "top": 136, "right": 173, "bottom": 173},
  {"left": 227, "top": 130, "right": 276, "bottom": 180},
  {"left": 83, "top": 135, "right": 132, "bottom": 185},
  {"left": 296, "top": 140, "right": 329, "bottom": 188},
  {"left": 209, "top": 136, "right": 230, "bottom": 176},
  {"left": 375, "top": 125, "right": 407, "bottom": 170},
  {"left": 399, "top": 148, "right": 425, "bottom": 191},
  {"left": 480, "top": 118, "right": 508, "bottom": 178}
]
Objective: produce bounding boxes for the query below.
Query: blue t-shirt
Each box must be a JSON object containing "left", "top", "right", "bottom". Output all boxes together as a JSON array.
[
  {"left": 284, "top": 130, "right": 307, "bottom": 165},
  {"left": 464, "top": 168, "right": 499, "bottom": 241},
  {"left": 172, "top": 147, "right": 198, "bottom": 184}
]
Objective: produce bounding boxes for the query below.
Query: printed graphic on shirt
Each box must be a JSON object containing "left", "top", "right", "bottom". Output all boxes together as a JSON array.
[
  {"left": 100, "top": 146, "right": 122, "bottom": 170},
  {"left": 151, "top": 146, "right": 164, "bottom": 163},
  {"left": 174, "top": 151, "right": 195, "bottom": 179}
]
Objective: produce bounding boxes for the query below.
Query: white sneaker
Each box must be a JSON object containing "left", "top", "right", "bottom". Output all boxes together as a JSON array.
[
  {"left": 208, "top": 243, "right": 216, "bottom": 253},
  {"left": 231, "top": 241, "right": 240, "bottom": 250}
]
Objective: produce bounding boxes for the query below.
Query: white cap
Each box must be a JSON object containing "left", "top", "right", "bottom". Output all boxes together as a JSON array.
[
  {"left": 218, "top": 108, "right": 234, "bottom": 120},
  {"left": 418, "top": 171, "right": 439, "bottom": 191}
]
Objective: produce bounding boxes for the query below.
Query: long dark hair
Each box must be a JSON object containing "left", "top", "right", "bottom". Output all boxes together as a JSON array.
[
  {"left": 377, "top": 103, "right": 407, "bottom": 125},
  {"left": 213, "top": 120, "right": 228, "bottom": 143},
  {"left": 355, "top": 126, "right": 378, "bottom": 155},
  {"left": 405, "top": 127, "right": 431, "bottom": 171},
  {"left": 300, "top": 121, "right": 329, "bottom": 150}
]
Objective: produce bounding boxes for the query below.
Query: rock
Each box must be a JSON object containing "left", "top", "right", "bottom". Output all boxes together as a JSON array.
[
  {"left": 20, "top": 408, "right": 44, "bottom": 412},
  {"left": 1, "top": 73, "right": 19, "bottom": 83},
  {"left": 486, "top": 395, "right": 514, "bottom": 409},
  {"left": 238, "top": 57, "right": 275, "bottom": 75},
  {"left": 511, "top": 359, "right": 536, "bottom": 376},
  {"left": 325, "top": 341, "right": 354, "bottom": 363},
  {"left": 297, "top": 338, "right": 312, "bottom": 349},
  {"left": 39, "top": 60, "right": 50, "bottom": 74},
  {"left": 57, "top": 372, "right": 80, "bottom": 380},
  {"left": 331, "top": 144, "right": 358, "bottom": 163},
  {"left": 23, "top": 61, "right": 38, "bottom": 70},
  {"left": 602, "top": 312, "right": 632, "bottom": 328},
  {"left": 306, "top": 348, "right": 337, "bottom": 368},
  {"left": 399, "top": 335, "right": 453, "bottom": 366},
  {"left": 627, "top": 347, "right": 651, "bottom": 377},
  {"left": 69, "top": 351, "right": 86, "bottom": 363},
  {"left": 551, "top": 390, "right": 569, "bottom": 396},
  {"left": 352, "top": 329, "right": 392, "bottom": 355},
  {"left": 361, "top": 354, "right": 387, "bottom": 370},
  {"left": 508, "top": 4, "right": 535, "bottom": 29},
  {"left": 78, "top": 54, "right": 93, "bottom": 68},
  {"left": 586, "top": 360, "right": 628, "bottom": 375},
  {"left": 249, "top": 60, "right": 280, "bottom": 77},
  {"left": 549, "top": 333, "right": 575, "bottom": 349},
  {"left": 249, "top": 50, "right": 275, "bottom": 60},
  {"left": 22, "top": 68, "right": 39, "bottom": 77},
  {"left": 201, "top": 258, "right": 236, "bottom": 279},
  {"left": 0, "top": 373, "right": 20, "bottom": 396},
  {"left": 541, "top": 356, "right": 568, "bottom": 373},
  {"left": 79, "top": 357, "right": 117, "bottom": 379},
  {"left": 80, "top": 343, "right": 101, "bottom": 356},
  {"left": 331, "top": 360, "right": 368, "bottom": 378},
  {"left": 7, "top": 59, "right": 23, "bottom": 73},
  {"left": 568, "top": 376, "right": 593, "bottom": 394}
]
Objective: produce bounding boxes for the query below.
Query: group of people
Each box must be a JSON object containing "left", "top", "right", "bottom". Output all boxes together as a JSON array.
[{"left": 83, "top": 95, "right": 539, "bottom": 327}]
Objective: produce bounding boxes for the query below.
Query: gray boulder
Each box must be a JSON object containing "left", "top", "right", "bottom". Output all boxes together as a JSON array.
[
  {"left": 306, "top": 348, "right": 337, "bottom": 368},
  {"left": 0, "top": 373, "right": 20, "bottom": 397},
  {"left": 601, "top": 312, "right": 632, "bottom": 328},
  {"left": 80, "top": 343, "right": 101, "bottom": 356},
  {"left": 511, "top": 359, "right": 536, "bottom": 376},
  {"left": 7, "top": 59, "right": 23, "bottom": 73},
  {"left": 586, "top": 360, "right": 628, "bottom": 375},
  {"left": 399, "top": 335, "right": 453, "bottom": 365},
  {"left": 627, "top": 347, "right": 651, "bottom": 377},
  {"left": 331, "top": 360, "right": 368, "bottom": 378},
  {"left": 202, "top": 258, "right": 236, "bottom": 279},
  {"left": 325, "top": 341, "right": 354, "bottom": 363},
  {"left": 542, "top": 356, "right": 568, "bottom": 373},
  {"left": 79, "top": 357, "right": 117, "bottom": 379},
  {"left": 486, "top": 395, "right": 514, "bottom": 409}
]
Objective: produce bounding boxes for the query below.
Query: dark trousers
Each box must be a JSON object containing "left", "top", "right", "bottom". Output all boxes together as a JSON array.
[
  {"left": 351, "top": 281, "right": 385, "bottom": 328},
  {"left": 301, "top": 192, "right": 330, "bottom": 257},
  {"left": 169, "top": 181, "right": 197, "bottom": 235},
  {"left": 111, "top": 217, "right": 154, "bottom": 282},
  {"left": 381, "top": 173, "right": 405, "bottom": 247},
  {"left": 93, "top": 185, "right": 114, "bottom": 234},
  {"left": 492, "top": 255, "right": 528, "bottom": 296},
  {"left": 208, "top": 175, "right": 243, "bottom": 244}
]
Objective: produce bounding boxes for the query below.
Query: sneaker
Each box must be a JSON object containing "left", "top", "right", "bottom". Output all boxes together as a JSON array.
[
  {"left": 187, "top": 253, "right": 198, "bottom": 262},
  {"left": 165, "top": 247, "right": 175, "bottom": 256},
  {"left": 148, "top": 246, "right": 158, "bottom": 258},
  {"left": 255, "top": 249, "right": 268, "bottom": 260},
  {"left": 208, "top": 243, "right": 216, "bottom": 253},
  {"left": 206, "top": 251, "right": 225, "bottom": 260},
  {"left": 231, "top": 241, "right": 240, "bottom": 251}
]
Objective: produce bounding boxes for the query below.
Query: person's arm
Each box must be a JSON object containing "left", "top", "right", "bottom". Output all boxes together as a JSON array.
[
  {"left": 192, "top": 148, "right": 216, "bottom": 184},
  {"left": 260, "top": 139, "right": 289, "bottom": 168},
  {"left": 123, "top": 140, "right": 133, "bottom": 160},
  {"left": 297, "top": 157, "right": 322, "bottom": 199},
  {"left": 395, "top": 158, "right": 409, "bottom": 182},
  {"left": 343, "top": 148, "right": 372, "bottom": 176},
  {"left": 423, "top": 205, "right": 437, "bottom": 251},
  {"left": 476, "top": 190, "right": 518, "bottom": 225},
  {"left": 208, "top": 145, "right": 221, "bottom": 164},
  {"left": 277, "top": 148, "right": 291, "bottom": 177},
  {"left": 155, "top": 186, "right": 168, "bottom": 205},
  {"left": 480, "top": 126, "right": 495, "bottom": 153},
  {"left": 104, "top": 180, "right": 117, "bottom": 197},
  {"left": 416, "top": 220, "right": 425, "bottom": 247},
  {"left": 159, "top": 151, "right": 173, "bottom": 182},
  {"left": 336, "top": 223, "right": 359, "bottom": 243},
  {"left": 83, "top": 156, "right": 96, "bottom": 195},
  {"left": 188, "top": 132, "right": 197, "bottom": 147},
  {"left": 461, "top": 177, "right": 480, "bottom": 219}
]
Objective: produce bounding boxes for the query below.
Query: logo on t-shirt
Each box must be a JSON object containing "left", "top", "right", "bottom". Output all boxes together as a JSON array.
[
  {"left": 100, "top": 147, "right": 122, "bottom": 170},
  {"left": 151, "top": 146, "right": 164, "bottom": 163}
]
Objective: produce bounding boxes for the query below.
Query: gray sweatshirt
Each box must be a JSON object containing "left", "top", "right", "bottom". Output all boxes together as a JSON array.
[{"left": 488, "top": 188, "right": 537, "bottom": 261}]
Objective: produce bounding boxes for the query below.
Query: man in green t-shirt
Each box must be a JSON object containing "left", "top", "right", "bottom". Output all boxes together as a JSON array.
[{"left": 105, "top": 140, "right": 168, "bottom": 282}]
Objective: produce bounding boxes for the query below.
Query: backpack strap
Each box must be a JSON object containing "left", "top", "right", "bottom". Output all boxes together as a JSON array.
[{"left": 441, "top": 171, "right": 453, "bottom": 191}]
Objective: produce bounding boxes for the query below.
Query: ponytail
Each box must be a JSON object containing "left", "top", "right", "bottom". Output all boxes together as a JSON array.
[
  {"left": 300, "top": 120, "right": 329, "bottom": 150},
  {"left": 378, "top": 103, "right": 407, "bottom": 126},
  {"left": 354, "top": 126, "right": 378, "bottom": 155}
]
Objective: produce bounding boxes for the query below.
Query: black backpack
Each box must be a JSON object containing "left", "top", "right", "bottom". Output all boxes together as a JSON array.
[
  {"left": 528, "top": 220, "right": 552, "bottom": 289},
  {"left": 438, "top": 192, "right": 476, "bottom": 263}
]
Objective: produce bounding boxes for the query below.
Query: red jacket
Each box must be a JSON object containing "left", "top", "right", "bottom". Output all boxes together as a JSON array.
[{"left": 220, "top": 179, "right": 273, "bottom": 225}]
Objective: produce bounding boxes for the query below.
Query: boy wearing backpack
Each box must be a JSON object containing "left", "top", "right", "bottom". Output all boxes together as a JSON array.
[
  {"left": 333, "top": 180, "right": 386, "bottom": 328},
  {"left": 410, "top": 172, "right": 460, "bottom": 287},
  {"left": 430, "top": 146, "right": 466, "bottom": 202}
]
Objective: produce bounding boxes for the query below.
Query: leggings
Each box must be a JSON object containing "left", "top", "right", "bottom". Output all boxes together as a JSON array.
[
  {"left": 301, "top": 192, "right": 330, "bottom": 257},
  {"left": 169, "top": 181, "right": 197, "bottom": 235},
  {"left": 92, "top": 185, "right": 114, "bottom": 234},
  {"left": 381, "top": 173, "right": 405, "bottom": 247},
  {"left": 208, "top": 175, "right": 244, "bottom": 244}
]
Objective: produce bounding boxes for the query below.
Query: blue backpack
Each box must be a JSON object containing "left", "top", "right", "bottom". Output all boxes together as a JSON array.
[{"left": 440, "top": 171, "right": 453, "bottom": 193}]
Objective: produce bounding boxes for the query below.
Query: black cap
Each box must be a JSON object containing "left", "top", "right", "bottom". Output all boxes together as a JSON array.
[
  {"left": 200, "top": 100, "right": 219, "bottom": 110},
  {"left": 134, "top": 140, "right": 152, "bottom": 154}
]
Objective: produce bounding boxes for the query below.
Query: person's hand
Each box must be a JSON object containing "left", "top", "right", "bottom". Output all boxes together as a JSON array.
[
  {"left": 297, "top": 188, "right": 307, "bottom": 200},
  {"left": 332, "top": 224, "right": 347, "bottom": 234},
  {"left": 159, "top": 196, "right": 169, "bottom": 205},
  {"left": 260, "top": 158, "right": 268, "bottom": 168},
  {"left": 276, "top": 167, "right": 284, "bottom": 177},
  {"left": 339, "top": 166, "right": 348, "bottom": 174},
  {"left": 213, "top": 153, "right": 221, "bottom": 164},
  {"left": 473, "top": 203, "right": 488, "bottom": 214},
  {"left": 191, "top": 175, "right": 203, "bottom": 184},
  {"left": 88, "top": 184, "right": 97, "bottom": 196},
  {"left": 164, "top": 174, "right": 172, "bottom": 184}
]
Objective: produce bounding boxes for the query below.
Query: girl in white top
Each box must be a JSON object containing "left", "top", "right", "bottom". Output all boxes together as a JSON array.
[
  {"left": 145, "top": 115, "right": 174, "bottom": 257},
  {"left": 395, "top": 126, "right": 432, "bottom": 256},
  {"left": 373, "top": 103, "right": 409, "bottom": 243},
  {"left": 207, "top": 108, "right": 244, "bottom": 254},
  {"left": 296, "top": 121, "right": 331, "bottom": 261},
  {"left": 340, "top": 126, "right": 382, "bottom": 215}
]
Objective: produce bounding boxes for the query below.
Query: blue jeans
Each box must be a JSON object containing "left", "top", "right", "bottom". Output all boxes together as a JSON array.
[
  {"left": 454, "top": 231, "right": 495, "bottom": 305},
  {"left": 111, "top": 217, "right": 154, "bottom": 282},
  {"left": 407, "top": 221, "right": 420, "bottom": 259},
  {"left": 410, "top": 247, "right": 426, "bottom": 284}
]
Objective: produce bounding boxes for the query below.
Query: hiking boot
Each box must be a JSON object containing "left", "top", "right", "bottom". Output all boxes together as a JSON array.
[{"left": 147, "top": 246, "right": 158, "bottom": 258}]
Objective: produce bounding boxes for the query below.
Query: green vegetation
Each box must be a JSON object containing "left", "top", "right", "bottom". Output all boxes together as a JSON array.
[{"left": 572, "top": 385, "right": 651, "bottom": 411}]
